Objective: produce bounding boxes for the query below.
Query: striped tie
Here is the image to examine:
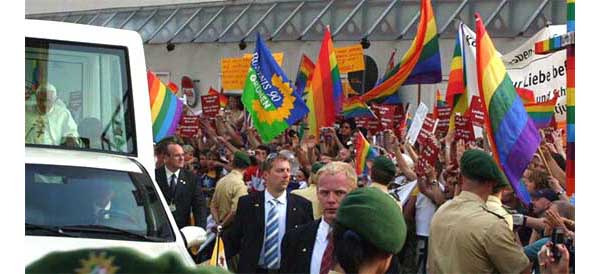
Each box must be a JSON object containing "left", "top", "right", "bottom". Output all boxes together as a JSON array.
[{"left": 264, "top": 199, "right": 280, "bottom": 269}]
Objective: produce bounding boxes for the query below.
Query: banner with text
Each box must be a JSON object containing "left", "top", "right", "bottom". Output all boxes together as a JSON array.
[
  {"left": 221, "top": 53, "right": 284, "bottom": 91},
  {"left": 334, "top": 44, "right": 365, "bottom": 73}
]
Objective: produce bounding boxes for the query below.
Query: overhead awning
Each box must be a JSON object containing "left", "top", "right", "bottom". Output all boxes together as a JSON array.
[{"left": 26, "top": 0, "right": 566, "bottom": 44}]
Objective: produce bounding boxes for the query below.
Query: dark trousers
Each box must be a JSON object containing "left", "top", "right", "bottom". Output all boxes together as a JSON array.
[{"left": 416, "top": 235, "right": 429, "bottom": 274}]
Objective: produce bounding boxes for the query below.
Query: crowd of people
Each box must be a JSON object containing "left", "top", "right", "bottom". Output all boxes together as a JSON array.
[{"left": 152, "top": 94, "right": 575, "bottom": 274}]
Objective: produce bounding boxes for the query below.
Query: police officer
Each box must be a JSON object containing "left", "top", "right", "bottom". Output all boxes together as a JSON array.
[{"left": 427, "top": 149, "right": 530, "bottom": 274}]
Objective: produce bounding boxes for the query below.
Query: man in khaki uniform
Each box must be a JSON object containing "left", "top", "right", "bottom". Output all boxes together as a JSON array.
[
  {"left": 210, "top": 151, "right": 250, "bottom": 229},
  {"left": 428, "top": 150, "right": 530, "bottom": 274},
  {"left": 291, "top": 162, "right": 325, "bottom": 219},
  {"left": 369, "top": 156, "right": 402, "bottom": 212}
]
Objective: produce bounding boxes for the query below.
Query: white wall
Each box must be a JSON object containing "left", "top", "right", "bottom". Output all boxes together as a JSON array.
[{"left": 144, "top": 36, "right": 529, "bottom": 113}]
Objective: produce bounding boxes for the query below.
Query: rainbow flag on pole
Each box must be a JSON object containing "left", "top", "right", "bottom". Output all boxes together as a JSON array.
[
  {"left": 354, "top": 131, "right": 377, "bottom": 176},
  {"left": 306, "top": 26, "right": 343, "bottom": 138},
  {"left": 361, "top": 0, "right": 440, "bottom": 103},
  {"left": 475, "top": 14, "right": 541, "bottom": 205},
  {"left": 445, "top": 31, "right": 468, "bottom": 130},
  {"left": 524, "top": 95, "right": 558, "bottom": 129},
  {"left": 148, "top": 70, "right": 184, "bottom": 143},
  {"left": 294, "top": 54, "right": 315, "bottom": 96}
]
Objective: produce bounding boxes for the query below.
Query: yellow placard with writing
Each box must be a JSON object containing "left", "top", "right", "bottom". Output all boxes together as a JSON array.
[
  {"left": 334, "top": 44, "right": 365, "bottom": 73},
  {"left": 221, "top": 53, "right": 284, "bottom": 91}
]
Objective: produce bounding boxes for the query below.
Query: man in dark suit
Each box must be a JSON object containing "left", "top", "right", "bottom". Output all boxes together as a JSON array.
[
  {"left": 280, "top": 161, "right": 358, "bottom": 274},
  {"left": 224, "top": 153, "right": 313, "bottom": 273},
  {"left": 155, "top": 142, "right": 205, "bottom": 229}
]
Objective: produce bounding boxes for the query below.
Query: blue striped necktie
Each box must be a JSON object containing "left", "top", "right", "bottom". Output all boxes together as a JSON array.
[{"left": 264, "top": 199, "right": 280, "bottom": 269}]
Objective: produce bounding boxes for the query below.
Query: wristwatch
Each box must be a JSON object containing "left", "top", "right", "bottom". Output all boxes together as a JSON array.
[{"left": 556, "top": 190, "right": 566, "bottom": 196}]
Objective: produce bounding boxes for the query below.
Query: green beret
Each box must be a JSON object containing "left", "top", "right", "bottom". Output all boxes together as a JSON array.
[
  {"left": 234, "top": 151, "right": 251, "bottom": 166},
  {"left": 311, "top": 161, "right": 325, "bottom": 174},
  {"left": 26, "top": 248, "right": 230, "bottom": 274},
  {"left": 460, "top": 149, "right": 509, "bottom": 189},
  {"left": 372, "top": 156, "right": 396, "bottom": 177},
  {"left": 336, "top": 187, "right": 407, "bottom": 253}
]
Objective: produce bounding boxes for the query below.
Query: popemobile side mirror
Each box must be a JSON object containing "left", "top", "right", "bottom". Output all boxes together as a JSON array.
[{"left": 180, "top": 226, "right": 207, "bottom": 249}]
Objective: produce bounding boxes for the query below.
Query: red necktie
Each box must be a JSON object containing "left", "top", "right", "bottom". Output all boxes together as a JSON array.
[{"left": 320, "top": 232, "right": 334, "bottom": 274}]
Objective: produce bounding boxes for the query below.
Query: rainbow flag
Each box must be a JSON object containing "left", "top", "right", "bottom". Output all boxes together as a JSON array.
[
  {"left": 31, "top": 59, "right": 45, "bottom": 91},
  {"left": 361, "top": 0, "right": 440, "bottom": 103},
  {"left": 354, "top": 131, "right": 377, "bottom": 176},
  {"left": 294, "top": 54, "right": 315, "bottom": 96},
  {"left": 515, "top": 87, "right": 536, "bottom": 105},
  {"left": 242, "top": 33, "right": 309, "bottom": 142},
  {"left": 148, "top": 70, "right": 184, "bottom": 143},
  {"left": 566, "top": 0, "right": 575, "bottom": 196},
  {"left": 524, "top": 95, "right": 558, "bottom": 129},
  {"left": 306, "top": 26, "right": 343, "bottom": 138},
  {"left": 475, "top": 14, "right": 541, "bottom": 205},
  {"left": 436, "top": 89, "right": 445, "bottom": 107},
  {"left": 208, "top": 87, "right": 228, "bottom": 108},
  {"left": 445, "top": 31, "right": 468, "bottom": 130},
  {"left": 343, "top": 97, "right": 375, "bottom": 118}
]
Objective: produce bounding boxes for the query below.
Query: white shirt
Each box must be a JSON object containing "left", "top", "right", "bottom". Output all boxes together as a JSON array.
[
  {"left": 258, "top": 190, "right": 287, "bottom": 269},
  {"left": 25, "top": 104, "right": 79, "bottom": 145},
  {"left": 165, "top": 166, "right": 181, "bottom": 187},
  {"left": 415, "top": 181, "right": 445, "bottom": 237},
  {"left": 310, "top": 218, "right": 331, "bottom": 274}
]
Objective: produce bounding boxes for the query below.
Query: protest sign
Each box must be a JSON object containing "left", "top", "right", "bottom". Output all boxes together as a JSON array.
[
  {"left": 407, "top": 102, "right": 429, "bottom": 145},
  {"left": 416, "top": 137, "right": 440, "bottom": 176},
  {"left": 435, "top": 105, "right": 451, "bottom": 136},
  {"left": 334, "top": 44, "right": 365, "bottom": 73},
  {"left": 467, "top": 96, "right": 485, "bottom": 127},
  {"left": 417, "top": 114, "right": 437, "bottom": 146},
  {"left": 177, "top": 114, "right": 201, "bottom": 138},
  {"left": 454, "top": 115, "right": 475, "bottom": 143},
  {"left": 201, "top": 95, "right": 220, "bottom": 117},
  {"left": 221, "top": 53, "right": 284, "bottom": 90}
]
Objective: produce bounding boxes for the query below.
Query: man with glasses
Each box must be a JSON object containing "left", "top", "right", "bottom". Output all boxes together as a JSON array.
[
  {"left": 225, "top": 153, "right": 313, "bottom": 273},
  {"left": 155, "top": 142, "right": 205, "bottom": 229}
]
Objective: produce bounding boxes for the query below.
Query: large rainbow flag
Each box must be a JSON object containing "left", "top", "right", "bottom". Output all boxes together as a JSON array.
[
  {"left": 475, "top": 14, "right": 541, "bottom": 205},
  {"left": 306, "top": 26, "right": 343, "bottom": 138},
  {"left": 445, "top": 31, "right": 468, "bottom": 130},
  {"left": 361, "top": 0, "right": 440, "bottom": 103},
  {"left": 354, "top": 131, "right": 377, "bottom": 176},
  {"left": 294, "top": 54, "right": 315, "bottom": 96},
  {"left": 524, "top": 95, "right": 558, "bottom": 129},
  {"left": 148, "top": 70, "right": 184, "bottom": 143}
]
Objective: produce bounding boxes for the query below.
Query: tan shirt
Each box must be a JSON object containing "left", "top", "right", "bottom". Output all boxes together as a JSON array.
[
  {"left": 369, "top": 183, "right": 403, "bottom": 212},
  {"left": 210, "top": 169, "right": 247, "bottom": 223},
  {"left": 291, "top": 184, "right": 322, "bottom": 220},
  {"left": 428, "top": 191, "right": 529, "bottom": 274},
  {"left": 486, "top": 195, "right": 513, "bottom": 230}
]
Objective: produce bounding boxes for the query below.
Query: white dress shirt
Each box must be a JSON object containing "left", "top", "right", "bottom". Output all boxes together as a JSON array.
[
  {"left": 310, "top": 218, "right": 331, "bottom": 274},
  {"left": 165, "top": 166, "right": 181, "bottom": 187},
  {"left": 258, "top": 190, "right": 287, "bottom": 269}
]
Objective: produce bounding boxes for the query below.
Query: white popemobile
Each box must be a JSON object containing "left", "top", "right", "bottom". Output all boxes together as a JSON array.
[{"left": 25, "top": 19, "right": 204, "bottom": 266}]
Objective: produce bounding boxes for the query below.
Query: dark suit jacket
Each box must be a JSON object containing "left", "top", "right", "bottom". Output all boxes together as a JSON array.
[
  {"left": 155, "top": 166, "right": 204, "bottom": 229},
  {"left": 280, "top": 219, "right": 402, "bottom": 274},
  {"left": 224, "top": 191, "right": 313, "bottom": 273},
  {"left": 280, "top": 219, "right": 320, "bottom": 274}
]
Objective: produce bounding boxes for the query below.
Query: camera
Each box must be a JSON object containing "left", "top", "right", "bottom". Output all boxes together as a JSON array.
[{"left": 551, "top": 228, "right": 565, "bottom": 261}]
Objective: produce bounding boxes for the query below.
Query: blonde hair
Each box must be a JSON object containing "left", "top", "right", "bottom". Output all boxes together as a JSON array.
[{"left": 314, "top": 161, "right": 358, "bottom": 189}]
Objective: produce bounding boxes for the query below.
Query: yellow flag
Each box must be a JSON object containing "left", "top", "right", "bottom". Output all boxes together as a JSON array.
[{"left": 209, "top": 235, "right": 228, "bottom": 269}]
